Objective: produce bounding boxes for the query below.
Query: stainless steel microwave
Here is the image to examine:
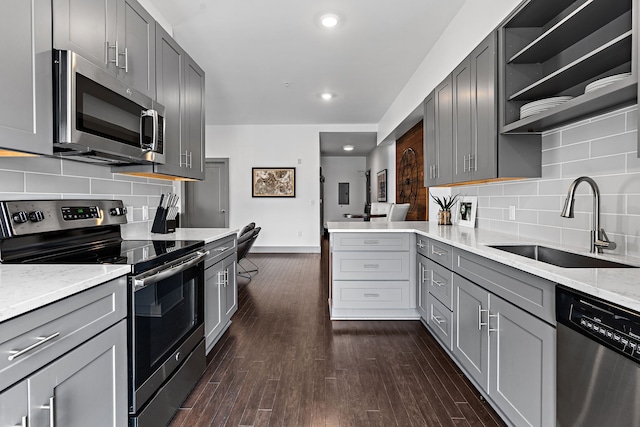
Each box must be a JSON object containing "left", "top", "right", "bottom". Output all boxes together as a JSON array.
[{"left": 53, "top": 50, "right": 165, "bottom": 165}]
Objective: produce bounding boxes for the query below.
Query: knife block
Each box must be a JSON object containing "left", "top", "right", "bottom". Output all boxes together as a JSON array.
[{"left": 151, "top": 207, "right": 176, "bottom": 234}]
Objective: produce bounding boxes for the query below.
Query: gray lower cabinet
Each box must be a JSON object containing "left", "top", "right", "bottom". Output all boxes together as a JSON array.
[
  {"left": 453, "top": 272, "right": 555, "bottom": 427},
  {"left": 0, "top": 0, "right": 53, "bottom": 155},
  {"left": 0, "top": 276, "right": 128, "bottom": 427},
  {"left": 29, "top": 321, "right": 127, "bottom": 427},
  {"left": 331, "top": 232, "right": 416, "bottom": 319},
  {"left": 204, "top": 237, "right": 238, "bottom": 354},
  {"left": 53, "top": 0, "right": 156, "bottom": 98}
]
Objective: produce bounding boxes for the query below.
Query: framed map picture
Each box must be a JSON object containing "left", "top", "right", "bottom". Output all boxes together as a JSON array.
[
  {"left": 377, "top": 169, "right": 387, "bottom": 202},
  {"left": 252, "top": 167, "right": 296, "bottom": 197}
]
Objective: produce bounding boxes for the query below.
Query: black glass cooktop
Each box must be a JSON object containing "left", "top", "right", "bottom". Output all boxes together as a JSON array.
[{"left": 15, "top": 239, "right": 204, "bottom": 273}]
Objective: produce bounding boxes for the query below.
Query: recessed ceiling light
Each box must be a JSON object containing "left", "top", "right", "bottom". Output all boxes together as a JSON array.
[
  {"left": 343, "top": 145, "right": 355, "bottom": 151},
  {"left": 320, "top": 13, "right": 339, "bottom": 28},
  {"left": 320, "top": 92, "right": 334, "bottom": 101}
]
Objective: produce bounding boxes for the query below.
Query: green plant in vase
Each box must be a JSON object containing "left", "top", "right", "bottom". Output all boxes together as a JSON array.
[{"left": 431, "top": 194, "right": 459, "bottom": 225}]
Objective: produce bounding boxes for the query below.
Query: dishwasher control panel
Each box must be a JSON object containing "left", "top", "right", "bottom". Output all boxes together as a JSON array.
[{"left": 557, "top": 286, "right": 640, "bottom": 363}]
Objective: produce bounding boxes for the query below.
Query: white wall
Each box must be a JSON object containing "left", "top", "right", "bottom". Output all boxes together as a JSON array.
[
  {"left": 366, "top": 143, "right": 396, "bottom": 202},
  {"left": 206, "top": 123, "right": 375, "bottom": 252},
  {"left": 377, "top": 0, "right": 522, "bottom": 143},
  {"left": 321, "top": 156, "right": 367, "bottom": 223}
]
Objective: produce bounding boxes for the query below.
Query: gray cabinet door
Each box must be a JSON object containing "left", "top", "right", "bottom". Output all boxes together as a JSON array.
[
  {"left": 416, "top": 253, "right": 429, "bottom": 320},
  {"left": 183, "top": 55, "right": 206, "bottom": 180},
  {"left": 223, "top": 255, "right": 238, "bottom": 319},
  {"left": 205, "top": 260, "right": 223, "bottom": 354},
  {"left": 453, "top": 274, "right": 489, "bottom": 391},
  {"left": 452, "top": 58, "right": 472, "bottom": 183},
  {"left": 470, "top": 32, "right": 497, "bottom": 181},
  {"left": 434, "top": 75, "right": 453, "bottom": 185},
  {"left": 118, "top": 0, "right": 155, "bottom": 98},
  {"left": 489, "top": 295, "right": 555, "bottom": 427},
  {"left": 0, "top": 0, "right": 53, "bottom": 155},
  {"left": 155, "top": 23, "right": 185, "bottom": 177},
  {"left": 28, "top": 321, "right": 127, "bottom": 427},
  {"left": 53, "top": 0, "right": 118, "bottom": 74},
  {"left": 423, "top": 91, "right": 437, "bottom": 187},
  {"left": 0, "top": 380, "right": 28, "bottom": 427}
]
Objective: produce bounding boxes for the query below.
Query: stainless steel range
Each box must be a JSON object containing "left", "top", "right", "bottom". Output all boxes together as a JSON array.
[{"left": 0, "top": 199, "right": 207, "bottom": 427}]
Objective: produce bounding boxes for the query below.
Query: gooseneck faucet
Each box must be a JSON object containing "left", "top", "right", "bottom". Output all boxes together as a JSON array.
[{"left": 560, "top": 176, "right": 616, "bottom": 253}]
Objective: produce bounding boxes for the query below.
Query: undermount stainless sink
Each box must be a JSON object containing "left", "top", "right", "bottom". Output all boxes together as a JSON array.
[{"left": 488, "top": 245, "right": 638, "bottom": 269}]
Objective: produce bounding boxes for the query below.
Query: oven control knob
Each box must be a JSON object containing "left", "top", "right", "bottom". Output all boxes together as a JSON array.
[
  {"left": 12, "top": 211, "right": 28, "bottom": 224},
  {"left": 110, "top": 207, "right": 127, "bottom": 216},
  {"left": 28, "top": 211, "right": 45, "bottom": 222}
]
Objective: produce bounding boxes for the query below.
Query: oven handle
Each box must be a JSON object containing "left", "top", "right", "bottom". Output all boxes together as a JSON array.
[{"left": 133, "top": 250, "right": 209, "bottom": 290}]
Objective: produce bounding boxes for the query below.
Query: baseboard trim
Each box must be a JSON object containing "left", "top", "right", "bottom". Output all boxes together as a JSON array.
[{"left": 251, "top": 246, "right": 321, "bottom": 254}]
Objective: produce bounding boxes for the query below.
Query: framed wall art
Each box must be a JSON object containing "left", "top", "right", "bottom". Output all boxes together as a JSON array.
[
  {"left": 377, "top": 169, "right": 387, "bottom": 202},
  {"left": 456, "top": 196, "right": 477, "bottom": 228},
  {"left": 252, "top": 167, "right": 296, "bottom": 197}
]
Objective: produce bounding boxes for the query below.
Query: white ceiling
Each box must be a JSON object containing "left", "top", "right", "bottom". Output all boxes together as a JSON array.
[{"left": 147, "top": 0, "right": 467, "bottom": 130}]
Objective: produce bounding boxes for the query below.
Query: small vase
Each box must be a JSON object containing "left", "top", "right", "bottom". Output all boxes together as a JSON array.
[{"left": 438, "top": 210, "right": 452, "bottom": 225}]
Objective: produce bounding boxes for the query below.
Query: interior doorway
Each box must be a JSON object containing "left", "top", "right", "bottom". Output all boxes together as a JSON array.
[{"left": 183, "top": 158, "right": 229, "bottom": 228}]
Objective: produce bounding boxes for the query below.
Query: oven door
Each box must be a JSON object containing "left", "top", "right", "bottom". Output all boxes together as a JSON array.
[{"left": 129, "top": 250, "right": 206, "bottom": 413}]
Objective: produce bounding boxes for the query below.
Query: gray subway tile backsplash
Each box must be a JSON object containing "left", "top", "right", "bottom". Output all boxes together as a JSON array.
[
  {"left": 454, "top": 106, "right": 640, "bottom": 258},
  {"left": 0, "top": 158, "right": 176, "bottom": 231}
]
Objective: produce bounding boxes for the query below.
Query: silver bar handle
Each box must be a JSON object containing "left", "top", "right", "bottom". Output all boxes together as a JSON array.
[
  {"left": 488, "top": 312, "right": 499, "bottom": 333},
  {"left": 417, "top": 240, "right": 426, "bottom": 249},
  {"left": 41, "top": 396, "right": 55, "bottom": 427},
  {"left": 15, "top": 415, "right": 28, "bottom": 427},
  {"left": 363, "top": 240, "right": 379, "bottom": 245},
  {"left": 431, "top": 315, "right": 445, "bottom": 325},
  {"left": 134, "top": 251, "right": 209, "bottom": 290},
  {"left": 119, "top": 47, "right": 128, "bottom": 72},
  {"left": 469, "top": 155, "right": 476, "bottom": 171},
  {"left": 363, "top": 264, "right": 379, "bottom": 269},
  {"left": 463, "top": 155, "right": 468, "bottom": 172},
  {"left": 432, "top": 279, "right": 445, "bottom": 287},
  {"left": 107, "top": 41, "right": 119, "bottom": 67},
  {"left": 478, "top": 306, "right": 489, "bottom": 330},
  {"left": 431, "top": 248, "right": 447, "bottom": 256},
  {"left": 364, "top": 293, "right": 380, "bottom": 298},
  {"left": 8, "top": 332, "right": 60, "bottom": 361}
]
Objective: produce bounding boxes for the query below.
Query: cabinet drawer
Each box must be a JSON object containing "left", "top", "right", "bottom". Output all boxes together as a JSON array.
[
  {"left": 453, "top": 248, "right": 555, "bottom": 324},
  {"left": 428, "top": 240, "right": 454, "bottom": 269},
  {"left": 332, "top": 233, "right": 410, "bottom": 251},
  {"left": 416, "top": 234, "right": 429, "bottom": 257},
  {"left": 205, "top": 235, "right": 237, "bottom": 269},
  {"left": 428, "top": 259, "right": 454, "bottom": 310},
  {"left": 0, "top": 276, "right": 127, "bottom": 392},
  {"left": 333, "top": 281, "right": 411, "bottom": 309},
  {"left": 427, "top": 293, "right": 453, "bottom": 350},
  {"left": 332, "top": 252, "right": 410, "bottom": 281}
]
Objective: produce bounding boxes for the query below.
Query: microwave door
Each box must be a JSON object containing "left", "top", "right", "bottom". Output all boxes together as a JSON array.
[{"left": 140, "top": 109, "right": 158, "bottom": 152}]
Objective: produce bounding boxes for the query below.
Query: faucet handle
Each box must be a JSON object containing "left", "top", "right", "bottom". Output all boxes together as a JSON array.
[{"left": 596, "top": 228, "right": 616, "bottom": 251}]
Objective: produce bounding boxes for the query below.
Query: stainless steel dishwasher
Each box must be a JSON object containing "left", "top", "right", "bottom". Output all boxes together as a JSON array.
[{"left": 557, "top": 286, "right": 640, "bottom": 427}]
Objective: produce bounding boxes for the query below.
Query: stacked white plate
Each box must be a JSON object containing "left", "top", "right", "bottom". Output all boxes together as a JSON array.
[
  {"left": 584, "top": 73, "right": 631, "bottom": 94},
  {"left": 520, "top": 96, "right": 573, "bottom": 119}
]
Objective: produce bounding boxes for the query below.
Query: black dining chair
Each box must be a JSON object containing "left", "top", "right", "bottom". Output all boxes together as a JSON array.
[
  {"left": 237, "top": 227, "right": 261, "bottom": 280},
  {"left": 238, "top": 222, "right": 255, "bottom": 237}
]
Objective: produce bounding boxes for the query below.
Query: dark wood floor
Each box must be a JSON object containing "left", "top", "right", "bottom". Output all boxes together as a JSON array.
[{"left": 168, "top": 241, "right": 506, "bottom": 427}]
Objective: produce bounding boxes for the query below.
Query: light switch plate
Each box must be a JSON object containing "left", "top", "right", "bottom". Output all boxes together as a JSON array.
[{"left": 509, "top": 205, "right": 516, "bottom": 221}]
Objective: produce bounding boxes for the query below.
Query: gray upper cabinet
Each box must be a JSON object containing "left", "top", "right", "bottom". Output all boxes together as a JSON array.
[
  {"left": 424, "top": 32, "right": 542, "bottom": 187},
  {"left": 183, "top": 55, "right": 206, "bottom": 180},
  {"left": 0, "top": 0, "right": 53, "bottom": 155},
  {"left": 500, "top": 0, "right": 635, "bottom": 134},
  {"left": 118, "top": 0, "right": 156, "bottom": 98},
  {"left": 424, "top": 76, "right": 453, "bottom": 186},
  {"left": 453, "top": 34, "right": 498, "bottom": 183},
  {"left": 153, "top": 24, "right": 186, "bottom": 178},
  {"left": 116, "top": 24, "right": 206, "bottom": 180},
  {"left": 53, "top": 0, "right": 156, "bottom": 98}
]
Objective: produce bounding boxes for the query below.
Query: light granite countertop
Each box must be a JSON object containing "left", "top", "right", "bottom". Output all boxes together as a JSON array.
[
  {"left": 0, "top": 264, "right": 131, "bottom": 323},
  {"left": 327, "top": 221, "right": 640, "bottom": 312},
  {"left": 123, "top": 227, "right": 239, "bottom": 244}
]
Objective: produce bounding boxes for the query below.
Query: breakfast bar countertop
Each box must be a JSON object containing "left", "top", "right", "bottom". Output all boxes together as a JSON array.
[{"left": 327, "top": 221, "right": 640, "bottom": 312}]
